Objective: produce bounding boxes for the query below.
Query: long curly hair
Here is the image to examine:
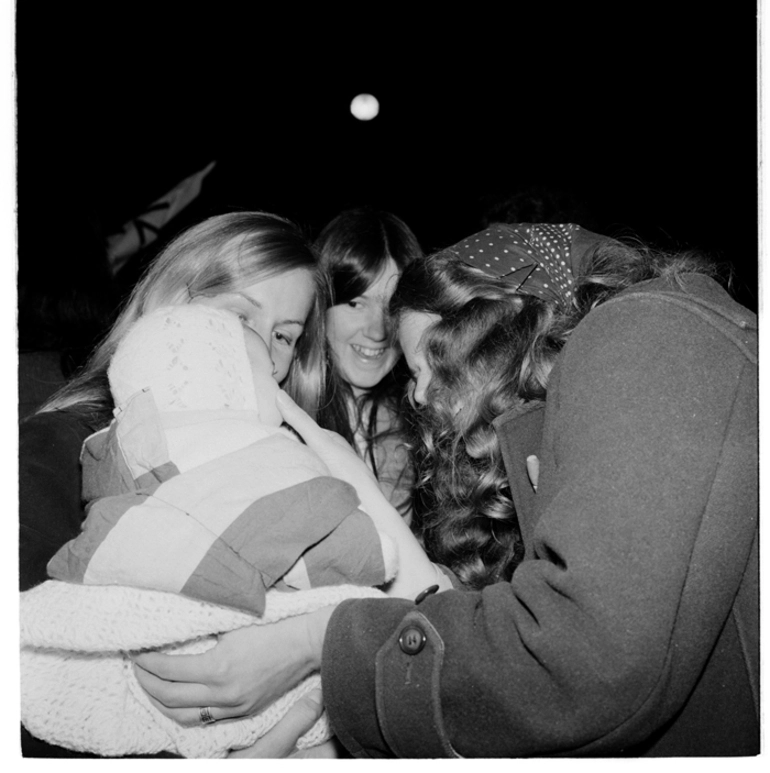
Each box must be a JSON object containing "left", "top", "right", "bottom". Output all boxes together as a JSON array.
[{"left": 391, "top": 237, "right": 721, "bottom": 588}]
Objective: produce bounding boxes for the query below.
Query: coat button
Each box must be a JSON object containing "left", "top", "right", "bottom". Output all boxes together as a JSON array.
[{"left": 399, "top": 625, "right": 427, "bottom": 655}]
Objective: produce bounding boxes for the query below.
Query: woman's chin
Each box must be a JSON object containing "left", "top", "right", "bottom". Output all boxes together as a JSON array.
[{"left": 340, "top": 356, "right": 397, "bottom": 392}]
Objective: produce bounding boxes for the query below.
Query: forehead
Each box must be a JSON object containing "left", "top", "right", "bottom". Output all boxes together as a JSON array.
[
  {"left": 398, "top": 311, "right": 440, "bottom": 359},
  {"left": 238, "top": 269, "right": 315, "bottom": 321},
  {"left": 363, "top": 258, "right": 401, "bottom": 299}
]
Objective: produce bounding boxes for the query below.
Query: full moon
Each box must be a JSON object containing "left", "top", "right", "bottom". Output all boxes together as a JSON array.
[{"left": 350, "top": 93, "right": 379, "bottom": 121}]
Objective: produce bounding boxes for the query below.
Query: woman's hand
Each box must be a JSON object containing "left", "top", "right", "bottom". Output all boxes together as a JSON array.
[
  {"left": 277, "top": 389, "right": 404, "bottom": 517},
  {"left": 277, "top": 390, "right": 377, "bottom": 490},
  {"left": 130, "top": 607, "right": 336, "bottom": 726},
  {"left": 226, "top": 688, "right": 340, "bottom": 758},
  {"left": 277, "top": 390, "right": 441, "bottom": 599}
]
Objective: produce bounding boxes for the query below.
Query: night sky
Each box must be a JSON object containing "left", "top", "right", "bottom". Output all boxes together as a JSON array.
[{"left": 17, "top": 4, "right": 759, "bottom": 309}]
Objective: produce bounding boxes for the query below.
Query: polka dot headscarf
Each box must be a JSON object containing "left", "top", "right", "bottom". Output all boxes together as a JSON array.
[{"left": 451, "top": 223, "right": 610, "bottom": 306}]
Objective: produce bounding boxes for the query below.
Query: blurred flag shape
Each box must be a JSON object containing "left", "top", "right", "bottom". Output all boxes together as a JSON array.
[{"left": 106, "top": 161, "right": 216, "bottom": 274}]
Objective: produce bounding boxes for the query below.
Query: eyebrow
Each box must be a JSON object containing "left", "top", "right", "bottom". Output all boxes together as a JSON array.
[{"left": 235, "top": 293, "right": 306, "bottom": 328}]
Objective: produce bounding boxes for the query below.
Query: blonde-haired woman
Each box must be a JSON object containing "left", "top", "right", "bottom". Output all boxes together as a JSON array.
[{"left": 20, "top": 210, "right": 441, "bottom": 758}]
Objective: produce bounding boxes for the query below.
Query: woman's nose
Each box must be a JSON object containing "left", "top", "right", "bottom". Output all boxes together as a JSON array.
[
  {"left": 250, "top": 325, "right": 276, "bottom": 371},
  {"left": 412, "top": 376, "right": 428, "bottom": 406},
  {"left": 264, "top": 342, "right": 279, "bottom": 376},
  {"left": 266, "top": 349, "right": 278, "bottom": 376},
  {"left": 245, "top": 325, "right": 277, "bottom": 375},
  {"left": 363, "top": 307, "right": 387, "bottom": 341}
]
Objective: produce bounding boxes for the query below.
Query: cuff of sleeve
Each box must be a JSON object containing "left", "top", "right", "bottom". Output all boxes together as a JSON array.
[
  {"left": 322, "top": 597, "right": 460, "bottom": 758},
  {"left": 322, "top": 597, "right": 412, "bottom": 757},
  {"left": 374, "top": 609, "right": 460, "bottom": 757}
]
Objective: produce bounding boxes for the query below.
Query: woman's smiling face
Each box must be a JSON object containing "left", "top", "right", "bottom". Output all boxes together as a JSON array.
[{"left": 325, "top": 258, "right": 402, "bottom": 397}]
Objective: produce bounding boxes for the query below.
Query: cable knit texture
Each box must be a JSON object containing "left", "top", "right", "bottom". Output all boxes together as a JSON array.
[{"left": 21, "top": 580, "right": 385, "bottom": 758}]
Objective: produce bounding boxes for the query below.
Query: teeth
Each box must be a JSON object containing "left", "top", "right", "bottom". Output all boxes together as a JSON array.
[{"left": 352, "top": 345, "right": 386, "bottom": 358}]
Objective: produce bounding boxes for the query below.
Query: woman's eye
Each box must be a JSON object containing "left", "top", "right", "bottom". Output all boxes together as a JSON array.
[
  {"left": 274, "top": 331, "right": 294, "bottom": 346},
  {"left": 347, "top": 299, "right": 363, "bottom": 309}
]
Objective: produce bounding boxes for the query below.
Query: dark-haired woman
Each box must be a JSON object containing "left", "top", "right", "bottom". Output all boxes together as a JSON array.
[
  {"left": 315, "top": 207, "right": 423, "bottom": 523},
  {"left": 133, "top": 223, "right": 758, "bottom": 757}
]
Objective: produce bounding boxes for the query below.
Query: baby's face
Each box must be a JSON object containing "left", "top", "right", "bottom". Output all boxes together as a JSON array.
[{"left": 242, "top": 328, "right": 282, "bottom": 426}]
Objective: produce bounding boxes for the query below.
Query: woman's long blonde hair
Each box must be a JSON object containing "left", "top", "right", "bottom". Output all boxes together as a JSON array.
[{"left": 39, "top": 211, "right": 327, "bottom": 425}]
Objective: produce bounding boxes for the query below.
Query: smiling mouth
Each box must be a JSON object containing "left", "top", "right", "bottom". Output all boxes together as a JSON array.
[{"left": 351, "top": 344, "right": 387, "bottom": 360}]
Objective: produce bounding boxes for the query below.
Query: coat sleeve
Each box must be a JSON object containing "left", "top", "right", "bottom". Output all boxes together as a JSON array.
[{"left": 321, "top": 290, "right": 758, "bottom": 757}]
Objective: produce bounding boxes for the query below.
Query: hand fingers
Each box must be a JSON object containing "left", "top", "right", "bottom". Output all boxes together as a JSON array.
[
  {"left": 227, "top": 689, "right": 324, "bottom": 758},
  {"left": 276, "top": 390, "right": 323, "bottom": 443},
  {"left": 134, "top": 664, "right": 248, "bottom": 726},
  {"left": 275, "top": 389, "right": 310, "bottom": 426},
  {"left": 325, "top": 429, "right": 355, "bottom": 449},
  {"left": 291, "top": 739, "right": 342, "bottom": 758},
  {"left": 276, "top": 392, "right": 355, "bottom": 451},
  {"left": 131, "top": 648, "right": 217, "bottom": 684},
  {"left": 132, "top": 661, "right": 213, "bottom": 709},
  {"left": 142, "top": 688, "right": 213, "bottom": 728}
]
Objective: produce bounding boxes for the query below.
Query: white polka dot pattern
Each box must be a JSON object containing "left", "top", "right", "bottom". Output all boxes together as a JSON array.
[{"left": 453, "top": 223, "right": 589, "bottom": 305}]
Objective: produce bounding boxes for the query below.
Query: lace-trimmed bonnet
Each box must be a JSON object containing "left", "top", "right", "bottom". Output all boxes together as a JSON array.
[{"left": 108, "top": 304, "right": 259, "bottom": 413}]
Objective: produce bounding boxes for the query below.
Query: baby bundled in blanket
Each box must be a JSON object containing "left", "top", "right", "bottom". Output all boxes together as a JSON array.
[
  {"left": 21, "top": 303, "right": 397, "bottom": 758},
  {"left": 49, "top": 302, "right": 398, "bottom": 611}
]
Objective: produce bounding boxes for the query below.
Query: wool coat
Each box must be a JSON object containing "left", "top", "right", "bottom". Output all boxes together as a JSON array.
[{"left": 321, "top": 273, "right": 758, "bottom": 757}]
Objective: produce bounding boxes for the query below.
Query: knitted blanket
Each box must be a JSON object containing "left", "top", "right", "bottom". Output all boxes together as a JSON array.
[{"left": 21, "top": 580, "right": 385, "bottom": 758}]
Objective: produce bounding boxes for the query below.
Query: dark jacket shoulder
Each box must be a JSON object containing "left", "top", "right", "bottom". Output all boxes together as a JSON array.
[{"left": 19, "top": 410, "right": 103, "bottom": 591}]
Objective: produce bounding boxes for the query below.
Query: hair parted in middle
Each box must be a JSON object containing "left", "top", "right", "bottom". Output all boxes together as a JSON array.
[{"left": 314, "top": 206, "right": 423, "bottom": 487}]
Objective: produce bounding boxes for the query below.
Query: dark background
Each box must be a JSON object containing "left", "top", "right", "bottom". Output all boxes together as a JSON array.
[{"left": 17, "top": 4, "right": 759, "bottom": 309}]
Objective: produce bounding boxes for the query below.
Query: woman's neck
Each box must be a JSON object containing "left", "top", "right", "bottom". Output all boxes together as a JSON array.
[
  {"left": 350, "top": 384, "right": 370, "bottom": 401},
  {"left": 346, "top": 389, "right": 371, "bottom": 427}
]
